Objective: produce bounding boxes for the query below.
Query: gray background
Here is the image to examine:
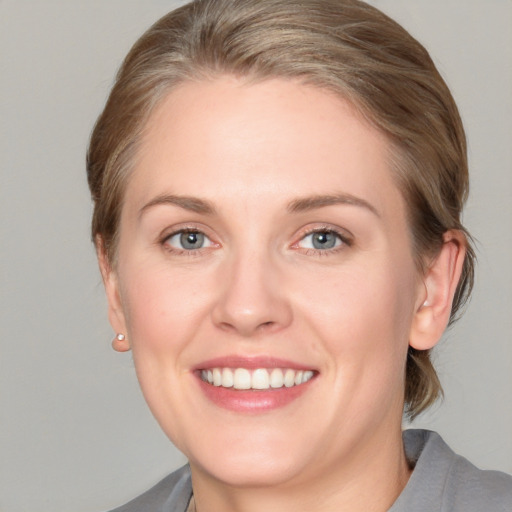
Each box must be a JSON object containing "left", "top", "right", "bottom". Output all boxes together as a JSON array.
[{"left": 1, "top": 1, "right": 511, "bottom": 511}]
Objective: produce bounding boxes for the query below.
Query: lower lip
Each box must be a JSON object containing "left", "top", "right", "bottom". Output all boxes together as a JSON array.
[{"left": 196, "top": 376, "right": 315, "bottom": 412}]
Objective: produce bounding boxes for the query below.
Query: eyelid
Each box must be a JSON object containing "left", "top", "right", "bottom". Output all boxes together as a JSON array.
[{"left": 159, "top": 222, "right": 213, "bottom": 241}]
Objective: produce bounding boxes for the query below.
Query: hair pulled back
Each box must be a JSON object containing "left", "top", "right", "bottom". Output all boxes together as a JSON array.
[{"left": 87, "top": 0, "right": 475, "bottom": 419}]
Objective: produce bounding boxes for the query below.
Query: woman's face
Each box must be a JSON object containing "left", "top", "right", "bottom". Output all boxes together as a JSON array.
[{"left": 108, "top": 77, "right": 425, "bottom": 487}]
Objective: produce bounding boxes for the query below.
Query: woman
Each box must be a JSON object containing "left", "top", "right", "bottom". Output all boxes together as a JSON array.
[{"left": 87, "top": 0, "right": 512, "bottom": 510}]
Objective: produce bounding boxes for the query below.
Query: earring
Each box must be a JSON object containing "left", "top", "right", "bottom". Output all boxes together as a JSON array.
[{"left": 112, "top": 333, "right": 130, "bottom": 352}]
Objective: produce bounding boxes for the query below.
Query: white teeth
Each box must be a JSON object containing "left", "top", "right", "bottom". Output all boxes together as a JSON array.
[
  {"left": 303, "top": 370, "right": 314, "bottom": 383},
  {"left": 233, "top": 368, "right": 251, "bottom": 390},
  {"left": 201, "top": 367, "right": 315, "bottom": 390},
  {"left": 222, "top": 368, "right": 234, "bottom": 388},
  {"left": 284, "top": 369, "right": 295, "bottom": 388},
  {"left": 212, "top": 368, "right": 222, "bottom": 386},
  {"left": 252, "top": 368, "right": 270, "bottom": 389},
  {"left": 270, "top": 368, "right": 284, "bottom": 388}
]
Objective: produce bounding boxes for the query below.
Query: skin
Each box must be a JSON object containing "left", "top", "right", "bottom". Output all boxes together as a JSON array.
[{"left": 100, "top": 77, "right": 465, "bottom": 512}]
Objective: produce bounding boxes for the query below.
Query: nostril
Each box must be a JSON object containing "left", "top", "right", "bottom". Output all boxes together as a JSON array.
[{"left": 256, "top": 320, "right": 279, "bottom": 334}]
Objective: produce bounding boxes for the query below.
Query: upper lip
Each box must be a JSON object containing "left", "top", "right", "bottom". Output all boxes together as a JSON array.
[{"left": 193, "top": 355, "right": 317, "bottom": 371}]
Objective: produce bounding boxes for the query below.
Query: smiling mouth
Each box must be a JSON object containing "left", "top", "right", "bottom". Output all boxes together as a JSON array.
[{"left": 200, "top": 367, "right": 315, "bottom": 390}]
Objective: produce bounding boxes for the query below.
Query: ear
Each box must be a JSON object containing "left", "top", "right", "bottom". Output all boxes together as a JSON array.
[
  {"left": 409, "top": 231, "right": 466, "bottom": 351},
  {"left": 96, "top": 236, "right": 131, "bottom": 352}
]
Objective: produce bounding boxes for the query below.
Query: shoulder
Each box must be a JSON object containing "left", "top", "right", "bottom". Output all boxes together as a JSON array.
[
  {"left": 106, "top": 465, "right": 192, "bottom": 512},
  {"left": 393, "top": 429, "right": 512, "bottom": 512},
  {"left": 441, "top": 441, "right": 512, "bottom": 510}
]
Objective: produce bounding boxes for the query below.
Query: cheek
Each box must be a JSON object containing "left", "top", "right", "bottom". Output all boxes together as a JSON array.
[
  {"left": 301, "top": 262, "right": 414, "bottom": 336},
  {"left": 119, "top": 261, "right": 214, "bottom": 356},
  {"left": 294, "top": 258, "right": 417, "bottom": 388},
  {"left": 116, "top": 263, "right": 215, "bottom": 435}
]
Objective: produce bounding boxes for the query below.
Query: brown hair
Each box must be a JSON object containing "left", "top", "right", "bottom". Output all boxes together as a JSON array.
[{"left": 87, "top": 0, "right": 475, "bottom": 419}]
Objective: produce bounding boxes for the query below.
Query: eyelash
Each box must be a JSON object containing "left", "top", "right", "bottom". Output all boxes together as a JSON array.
[
  {"left": 293, "top": 226, "right": 353, "bottom": 256},
  {"left": 159, "top": 225, "right": 353, "bottom": 257},
  {"left": 160, "top": 227, "right": 216, "bottom": 256}
]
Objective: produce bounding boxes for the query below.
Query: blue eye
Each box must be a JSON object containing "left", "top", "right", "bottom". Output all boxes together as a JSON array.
[
  {"left": 165, "top": 230, "right": 212, "bottom": 251},
  {"left": 298, "top": 230, "right": 343, "bottom": 250}
]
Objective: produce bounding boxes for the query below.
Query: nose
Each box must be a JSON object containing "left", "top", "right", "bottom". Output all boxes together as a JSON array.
[{"left": 211, "top": 249, "right": 293, "bottom": 337}]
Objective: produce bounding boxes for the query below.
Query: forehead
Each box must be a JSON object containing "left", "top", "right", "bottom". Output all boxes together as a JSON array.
[{"left": 128, "top": 76, "right": 403, "bottom": 217}]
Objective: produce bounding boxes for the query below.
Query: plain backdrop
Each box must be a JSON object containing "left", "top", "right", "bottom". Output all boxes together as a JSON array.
[{"left": 1, "top": 1, "right": 511, "bottom": 511}]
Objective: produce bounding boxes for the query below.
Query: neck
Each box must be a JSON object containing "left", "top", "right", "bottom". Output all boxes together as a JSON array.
[{"left": 189, "top": 427, "right": 411, "bottom": 512}]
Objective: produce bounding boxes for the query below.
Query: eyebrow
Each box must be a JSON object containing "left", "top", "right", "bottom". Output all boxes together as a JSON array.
[
  {"left": 139, "top": 192, "right": 379, "bottom": 218},
  {"left": 139, "top": 194, "right": 217, "bottom": 218},
  {"left": 287, "top": 193, "right": 380, "bottom": 217}
]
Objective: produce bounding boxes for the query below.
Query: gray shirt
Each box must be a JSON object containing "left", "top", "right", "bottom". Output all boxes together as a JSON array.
[{"left": 108, "top": 429, "right": 512, "bottom": 511}]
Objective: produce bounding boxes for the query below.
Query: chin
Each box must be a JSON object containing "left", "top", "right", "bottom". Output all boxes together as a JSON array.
[
  {"left": 185, "top": 427, "right": 316, "bottom": 488},
  {"left": 194, "top": 452, "right": 308, "bottom": 488}
]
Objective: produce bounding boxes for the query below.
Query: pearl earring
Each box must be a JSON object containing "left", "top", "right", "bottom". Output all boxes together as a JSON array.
[{"left": 111, "top": 332, "right": 130, "bottom": 352}]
